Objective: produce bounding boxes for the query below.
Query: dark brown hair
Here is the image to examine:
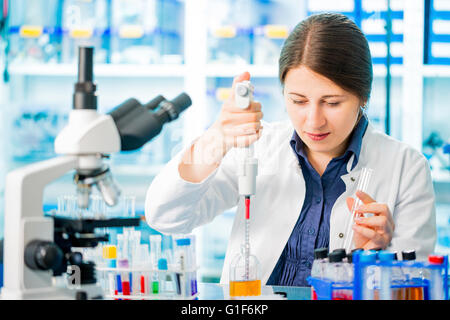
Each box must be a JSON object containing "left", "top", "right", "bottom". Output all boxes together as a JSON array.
[{"left": 279, "top": 13, "right": 373, "bottom": 105}]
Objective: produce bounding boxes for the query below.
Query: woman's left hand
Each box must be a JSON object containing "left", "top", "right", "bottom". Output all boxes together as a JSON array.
[{"left": 346, "top": 191, "right": 395, "bottom": 250}]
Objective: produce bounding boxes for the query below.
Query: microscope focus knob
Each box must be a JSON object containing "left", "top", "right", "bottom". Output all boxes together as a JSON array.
[{"left": 25, "top": 240, "right": 64, "bottom": 271}]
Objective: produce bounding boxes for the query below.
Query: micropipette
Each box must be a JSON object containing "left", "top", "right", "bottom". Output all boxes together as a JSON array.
[
  {"left": 235, "top": 80, "right": 258, "bottom": 281},
  {"left": 343, "top": 167, "right": 374, "bottom": 252}
]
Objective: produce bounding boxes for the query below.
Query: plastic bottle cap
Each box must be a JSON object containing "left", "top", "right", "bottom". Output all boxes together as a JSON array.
[
  {"left": 102, "top": 245, "right": 117, "bottom": 259},
  {"left": 347, "top": 249, "right": 363, "bottom": 263},
  {"left": 378, "top": 251, "right": 395, "bottom": 262},
  {"left": 359, "top": 251, "right": 377, "bottom": 263},
  {"left": 401, "top": 249, "right": 416, "bottom": 261},
  {"left": 328, "top": 251, "right": 343, "bottom": 263},
  {"left": 158, "top": 258, "right": 168, "bottom": 270},
  {"left": 314, "top": 247, "right": 328, "bottom": 259},
  {"left": 332, "top": 248, "right": 347, "bottom": 258},
  {"left": 428, "top": 255, "right": 444, "bottom": 264},
  {"left": 176, "top": 238, "right": 191, "bottom": 246}
]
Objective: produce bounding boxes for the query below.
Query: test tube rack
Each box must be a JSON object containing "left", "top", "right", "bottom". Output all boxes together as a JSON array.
[
  {"left": 307, "top": 255, "right": 449, "bottom": 300},
  {"left": 97, "top": 265, "right": 200, "bottom": 300}
]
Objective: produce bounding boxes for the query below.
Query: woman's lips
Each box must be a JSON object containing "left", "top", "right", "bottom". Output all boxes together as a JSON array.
[{"left": 306, "top": 132, "right": 330, "bottom": 141}]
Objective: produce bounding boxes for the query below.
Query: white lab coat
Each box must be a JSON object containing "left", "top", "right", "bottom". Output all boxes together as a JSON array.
[{"left": 145, "top": 120, "right": 436, "bottom": 285}]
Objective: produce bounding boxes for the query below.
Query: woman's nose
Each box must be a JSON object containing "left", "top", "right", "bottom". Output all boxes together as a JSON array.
[{"left": 305, "top": 104, "right": 326, "bottom": 129}]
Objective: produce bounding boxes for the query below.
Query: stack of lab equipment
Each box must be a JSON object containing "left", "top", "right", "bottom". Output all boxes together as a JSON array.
[
  {"left": 97, "top": 232, "right": 199, "bottom": 300},
  {"left": 308, "top": 248, "right": 449, "bottom": 300},
  {"left": 7, "top": 0, "right": 61, "bottom": 64}
]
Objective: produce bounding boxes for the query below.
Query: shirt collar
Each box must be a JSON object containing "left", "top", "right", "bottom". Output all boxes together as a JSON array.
[{"left": 289, "top": 114, "right": 369, "bottom": 170}]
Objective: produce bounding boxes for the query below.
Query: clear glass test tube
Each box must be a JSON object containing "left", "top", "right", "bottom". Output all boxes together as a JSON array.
[{"left": 343, "top": 167, "right": 374, "bottom": 252}]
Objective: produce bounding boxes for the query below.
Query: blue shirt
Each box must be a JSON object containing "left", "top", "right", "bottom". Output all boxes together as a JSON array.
[{"left": 266, "top": 115, "right": 368, "bottom": 286}]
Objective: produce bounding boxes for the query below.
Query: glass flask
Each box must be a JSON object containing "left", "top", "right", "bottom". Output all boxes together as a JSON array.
[{"left": 229, "top": 244, "right": 261, "bottom": 297}]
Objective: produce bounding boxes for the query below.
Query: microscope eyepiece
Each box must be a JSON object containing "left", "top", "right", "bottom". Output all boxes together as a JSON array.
[
  {"left": 170, "top": 92, "right": 192, "bottom": 115},
  {"left": 78, "top": 47, "right": 94, "bottom": 83},
  {"left": 73, "top": 46, "right": 97, "bottom": 110},
  {"left": 109, "top": 92, "right": 192, "bottom": 151}
]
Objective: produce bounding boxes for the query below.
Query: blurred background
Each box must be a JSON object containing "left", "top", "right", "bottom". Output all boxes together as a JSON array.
[{"left": 0, "top": 0, "right": 449, "bottom": 283}]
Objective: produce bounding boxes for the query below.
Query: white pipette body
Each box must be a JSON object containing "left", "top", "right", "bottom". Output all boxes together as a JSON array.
[
  {"left": 235, "top": 80, "right": 259, "bottom": 281},
  {"left": 235, "top": 80, "right": 258, "bottom": 197}
]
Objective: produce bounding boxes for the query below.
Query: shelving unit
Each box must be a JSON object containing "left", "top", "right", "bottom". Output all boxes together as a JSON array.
[{"left": 7, "top": 63, "right": 187, "bottom": 78}]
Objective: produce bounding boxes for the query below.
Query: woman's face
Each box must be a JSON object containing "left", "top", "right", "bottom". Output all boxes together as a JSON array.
[{"left": 283, "top": 65, "right": 362, "bottom": 158}]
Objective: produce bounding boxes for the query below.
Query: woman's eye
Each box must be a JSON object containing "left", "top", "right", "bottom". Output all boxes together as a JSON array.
[
  {"left": 292, "top": 100, "right": 307, "bottom": 105},
  {"left": 326, "top": 101, "right": 341, "bottom": 106}
]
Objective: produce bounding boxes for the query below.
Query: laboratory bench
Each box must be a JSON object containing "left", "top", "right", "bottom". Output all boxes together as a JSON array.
[{"left": 196, "top": 283, "right": 311, "bottom": 300}]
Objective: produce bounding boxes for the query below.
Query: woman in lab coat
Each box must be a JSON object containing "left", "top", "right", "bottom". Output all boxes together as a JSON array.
[{"left": 145, "top": 13, "right": 436, "bottom": 286}]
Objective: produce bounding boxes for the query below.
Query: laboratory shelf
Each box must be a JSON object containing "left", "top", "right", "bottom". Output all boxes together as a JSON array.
[
  {"left": 7, "top": 63, "right": 187, "bottom": 78},
  {"left": 422, "top": 64, "right": 450, "bottom": 77},
  {"left": 8, "top": 63, "right": 403, "bottom": 79}
]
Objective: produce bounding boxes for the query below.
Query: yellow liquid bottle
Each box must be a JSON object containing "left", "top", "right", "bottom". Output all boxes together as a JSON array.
[
  {"left": 230, "top": 280, "right": 261, "bottom": 297},
  {"left": 229, "top": 244, "right": 261, "bottom": 298}
]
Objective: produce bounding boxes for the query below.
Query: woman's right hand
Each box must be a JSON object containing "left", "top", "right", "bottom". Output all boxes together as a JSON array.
[
  {"left": 208, "top": 71, "right": 264, "bottom": 155},
  {"left": 179, "top": 72, "right": 263, "bottom": 182}
]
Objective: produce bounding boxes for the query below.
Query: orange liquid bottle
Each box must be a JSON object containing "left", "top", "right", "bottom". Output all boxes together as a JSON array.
[{"left": 229, "top": 280, "right": 261, "bottom": 297}]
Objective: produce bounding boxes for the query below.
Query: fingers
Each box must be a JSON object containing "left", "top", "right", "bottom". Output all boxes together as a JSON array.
[
  {"left": 356, "top": 202, "right": 395, "bottom": 228},
  {"left": 221, "top": 110, "right": 264, "bottom": 125},
  {"left": 346, "top": 197, "right": 354, "bottom": 212},
  {"left": 355, "top": 215, "right": 395, "bottom": 234},
  {"left": 224, "top": 97, "right": 262, "bottom": 114},
  {"left": 352, "top": 224, "right": 389, "bottom": 248},
  {"left": 222, "top": 122, "right": 263, "bottom": 136},
  {"left": 355, "top": 190, "right": 375, "bottom": 204},
  {"left": 225, "top": 129, "right": 263, "bottom": 148}
]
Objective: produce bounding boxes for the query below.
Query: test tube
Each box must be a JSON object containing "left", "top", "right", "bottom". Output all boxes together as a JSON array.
[
  {"left": 326, "top": 251, "right": 350, "bottom": 300},
  {"left": 118, "top": 259, "right": 131, "bottom": 297},
  {"left": 187, "top": 235, "right": 198, "bottom": 295},
  {"left": 175, "top": 238, "right": 192, "bottom": 297},
  {"left": 428, "top": 255, "right": 445, "bottom": 300},
  {"left": 158, "top": 258, "right": 169, "bottom": 295},
  {"left": 390, "top": 251, "right": 406, "bottom": 300},
  {"left": 402, "top": 250, "right": 423, "bottom": 300},
  {"left": 378, "top": 251, "right": 395, "bottom": 300},
  {"left": 343, "top": 167, "right": 373, "bottom": 252},
  {"left": 150, "top": 235, "right": 162, "bottom": 294},
  {"left": 360, "top": 251, "right": 377, "bottom": 300},
  {"left": 108, "top": 273, "right": 116, "bottom": 297},
  {"left": 310, "top": 248, "right": 328, "bottom": 300},
  {"left": 134, "top": 244, "right": 150, "bottom": 297},
  {"left": 124, "top": 195, "right": 136, "bottom": 217}
]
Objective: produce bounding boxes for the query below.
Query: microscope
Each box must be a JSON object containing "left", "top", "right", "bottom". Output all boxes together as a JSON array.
[{"left": 1, "top": 47, "right": 192, "bottom": 299}]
